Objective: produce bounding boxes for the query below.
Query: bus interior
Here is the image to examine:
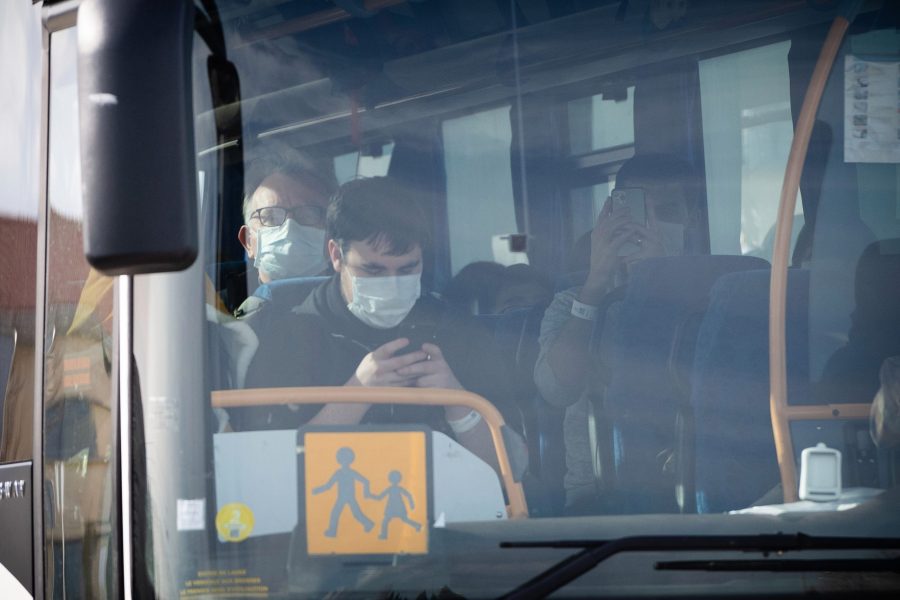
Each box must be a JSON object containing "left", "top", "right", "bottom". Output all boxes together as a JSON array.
[{"left": 5, "top": 0, "right": 900, "bottom": 597}]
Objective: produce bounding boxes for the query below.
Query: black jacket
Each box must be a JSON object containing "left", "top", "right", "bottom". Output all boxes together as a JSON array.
[{"left": 234, "top": 275, "right": 517, "bottom": 432}]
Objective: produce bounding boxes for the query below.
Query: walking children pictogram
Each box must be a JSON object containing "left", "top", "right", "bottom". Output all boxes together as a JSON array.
[
  {"left": 372, "top": 470, "right": 422, "bottom": 539},
  {"left": 311, "top": 446, "right": 375, "bottom": 537},
  {"left": 304, "top": 430, "right": 429, "bottom": 555}
]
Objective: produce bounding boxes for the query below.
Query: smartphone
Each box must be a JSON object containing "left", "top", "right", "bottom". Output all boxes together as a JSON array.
[
  {"left": 611, "top": 187, "right": 646, "bottom": 256},
  {"left": 394, "top": 322, "right": 437, "bottom": 356}
]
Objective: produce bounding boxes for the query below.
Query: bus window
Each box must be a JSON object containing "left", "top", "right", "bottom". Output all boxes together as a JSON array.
[
  {"left": 43, "top": 25, "right": 117, "bottom": 599},
  {"left": 568, "top": 86, "right": 635, "bottom": 156},
  {"left": 123, "top": 2, "right": 900, "bottom": 598},
  {"left": 700, "top": 40, "right": 804, "bottom": 261},
  {"left": 444, "top": 105, "right": 520, "bottom": 273},
  {"left": 811, "top": 27, "right": 900, "bottom": 408},
  {"left": 0, "top": 0, "right": 40, "bottom": 465},
  {"left": 568, "top": 180, "right": 614, "bottom": 248}
]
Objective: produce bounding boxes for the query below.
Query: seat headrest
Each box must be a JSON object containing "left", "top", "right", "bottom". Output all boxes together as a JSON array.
[{"left": 253, "top": 276, "right": 331, "bottom": 307}]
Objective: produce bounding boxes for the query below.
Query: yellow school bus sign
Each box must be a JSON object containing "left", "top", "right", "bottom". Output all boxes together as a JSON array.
[{"left": 304, "top": 429, "right": 429, "bottom": 555}]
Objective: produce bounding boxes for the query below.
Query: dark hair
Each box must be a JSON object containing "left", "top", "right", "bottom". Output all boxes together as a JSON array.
[
  {"left": 327, "top": 176, "right": 430, "bottom": 255},
  {"left": 615, "top": 153, "right": 699, "bottom": 211},
  {"left": 441, "top": 261, "right": 507, "bottom": 314},
  {"left": 502, "top": 263, "right": 553, "bottom": 293}
]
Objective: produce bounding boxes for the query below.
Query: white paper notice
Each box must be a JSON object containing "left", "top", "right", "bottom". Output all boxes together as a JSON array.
[
  {"left": 177, "top": 498, "right": 206, "bottom": 531},
  {"left": 844, "top": 55, "right": 900, "bottom": 163}
]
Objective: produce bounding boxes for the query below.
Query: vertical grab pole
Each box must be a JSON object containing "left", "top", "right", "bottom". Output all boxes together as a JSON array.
[
  {"left": 116, "top": 275, "right": 134, "bottom": 598},
  {"left": 770, "top": 7, "right": 857, "bottom": 503}
]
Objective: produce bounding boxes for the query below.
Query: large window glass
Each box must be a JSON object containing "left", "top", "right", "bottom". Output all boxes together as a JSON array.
[
  {"left": 44, "top": 26, "right": 117, "bottom": 599},
  {"left": 568, "top": 86, "right": 636, "bottom": 155},
  {"left": 0, "top": 0, "right": 41, "bottom": 465},
  {"left": 133, "top": 2, "right": 900, "bottom": 598},
  {"left": 443, "top": 106, "right": 520, "bottom": 272},
  {"left": 0, "top": 4, "right": 41, "bottom": 595},
  {"left": 700, "top": 40, "right": 803, "bottom": 260}
]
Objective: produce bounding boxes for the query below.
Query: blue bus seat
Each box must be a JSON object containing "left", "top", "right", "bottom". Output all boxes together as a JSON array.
[
  {"left": 817, "top": 238, "right": 900, "bottom": 406},
  {"left": 252, "top": 275, "right": 331, "bottom": 309},
  {"left": 602, "top": 255, "right": 769, "bottom": 514},
  {"left": 474, "top": 304, "right": 566, "bottom": 515},
  {"left": 691, "top": 269, "right": 810, "bottom": 513},
  {"left": 473, "top": 306, "right": 542, "bottom": 437}
]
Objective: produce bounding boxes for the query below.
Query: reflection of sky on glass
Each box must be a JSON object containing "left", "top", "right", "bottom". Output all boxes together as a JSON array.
[
  {"left": 48, "top": 27, "right": 84, "bottom": 221},
  {"left": 0, "top": 2, "right": 41, "bottom": 219}
]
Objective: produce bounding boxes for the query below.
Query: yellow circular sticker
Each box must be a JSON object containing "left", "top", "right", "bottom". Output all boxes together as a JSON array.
[{"left": 215, "top": 503, "right": 255, "bottom": 542}]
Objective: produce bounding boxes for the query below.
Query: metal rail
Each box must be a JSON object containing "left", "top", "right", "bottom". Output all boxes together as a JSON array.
[
  {"left": 212, "top": 386, "right": 529, "bottom": 518},
  {"left": 769, "top": 7, "right": 859, "bottom": 503}
]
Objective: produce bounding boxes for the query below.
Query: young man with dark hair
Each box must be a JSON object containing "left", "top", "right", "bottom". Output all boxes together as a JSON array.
[{"left": 243, "top": 176, "right": 517, "bottom": 471}]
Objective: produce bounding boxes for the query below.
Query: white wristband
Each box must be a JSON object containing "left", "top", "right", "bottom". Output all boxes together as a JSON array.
[
  {"left": 571, "top": 299, "right": 599, "bottom": 321},
  {"left": 447, "top": 409, "right": 482, "bottom": 434}
]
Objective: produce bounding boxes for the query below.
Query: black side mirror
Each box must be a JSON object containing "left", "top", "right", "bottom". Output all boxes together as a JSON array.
[{"left": 77, "top": 0, "right": 197, "bottom": 274}]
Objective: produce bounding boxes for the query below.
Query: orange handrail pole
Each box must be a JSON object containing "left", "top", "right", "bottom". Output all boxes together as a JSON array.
[
  {"left": 212, "top": 386, "right": 529, "bottom": 518},
  {"left": 770, "top": 14, "right": 853, "bottom": 503}
]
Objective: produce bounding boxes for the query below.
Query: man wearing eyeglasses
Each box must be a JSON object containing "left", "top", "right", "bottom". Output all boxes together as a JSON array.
[
  {"left": 238, "top": 166, "right": 333, "bottom": 283},
  {"left": 234, "top": 166, "right": 333, "bottom": 317}
]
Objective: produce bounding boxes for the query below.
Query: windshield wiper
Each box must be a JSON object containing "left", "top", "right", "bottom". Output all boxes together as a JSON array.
[
  {"left": 498, "top": 534, "right": 900, "bottom": 599},
  {"left": 656, "top": 557, "right": 900, "bottom": 572}
]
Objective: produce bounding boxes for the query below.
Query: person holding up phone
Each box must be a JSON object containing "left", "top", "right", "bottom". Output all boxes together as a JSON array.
[
  {"left": 533, "top": 153, "right": 700, "bottom": 514},
  {"left": 241, "top": 176, "right": 518, "bottom": 473}
]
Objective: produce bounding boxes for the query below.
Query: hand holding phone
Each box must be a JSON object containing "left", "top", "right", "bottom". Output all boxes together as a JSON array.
[
  {"left": 611, "top": 187, "right": 646, "bottom": 256},
  {"left": 393, "top": 323, "right": 438, "bottom": 356}
]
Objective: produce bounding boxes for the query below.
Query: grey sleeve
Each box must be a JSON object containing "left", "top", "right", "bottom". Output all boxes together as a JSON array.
[{"left": 533, "top": 288, "right": 585, "bottom": 408}]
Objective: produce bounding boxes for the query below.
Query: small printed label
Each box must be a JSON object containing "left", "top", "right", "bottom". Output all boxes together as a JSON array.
[
  {"left": 148, "top": 396, "right": 180, "bottom": 434},
  {"left": 181, "top": 568, "right": 268, "bottom": 599},
  {"left": 177, "top": 499, "right": 206, "bottom": 531},
  {"left": 215, "top": 502, "right": 255, "bottom": 542}
]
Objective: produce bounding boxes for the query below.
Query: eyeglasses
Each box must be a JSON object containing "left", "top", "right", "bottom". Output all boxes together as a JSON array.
[{"left": 250, "top": 205, "right": 325, "bottom": 228}]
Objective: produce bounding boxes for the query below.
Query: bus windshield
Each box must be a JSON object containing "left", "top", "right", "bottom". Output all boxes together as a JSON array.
[{"left": 131, "top": 0, "right": 900, "bottom": 597}]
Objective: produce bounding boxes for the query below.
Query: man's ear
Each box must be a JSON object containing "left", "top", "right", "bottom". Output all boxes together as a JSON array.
[
  {"left": 327, "top": 239, "right": 343, "bottom": 272},
  {"left": 238, "top": 225, "right": 254, "bottom": 257}
]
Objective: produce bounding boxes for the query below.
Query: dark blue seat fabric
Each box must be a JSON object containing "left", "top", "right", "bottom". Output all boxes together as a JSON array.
[
  {"left": 817, "top": 239, "right": 900, "bottom": 407},
  {"left": 691, "top": 269, "right": 810, "bottom": 513},
  {"left": 474, "top": 306, "right": 544, "bottom": 437},
  {"left": 252, "top": 276, "right": 330, "bottom": 308},
  {"left": 603, "top": 255, "right": 769, "bottom": 514},
  {"left": 475, "top": 305, "right": 566, "bottom": 515}
]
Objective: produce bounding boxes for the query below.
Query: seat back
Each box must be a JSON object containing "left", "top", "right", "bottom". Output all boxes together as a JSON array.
[
  {"left": 473, "top": 306, "right": 544, "bottom": 433},
  {"left": 603, "top": 255, "right": 769, "bottom": 513},
  {"left": 253, "top": 275, "right": 331, "bottom": 310},
  {"left": 475, "top": 305, "right": 566, "bottom": 514},
  {"left": 817, "top": 238, "right": 900, "bottom": 405},
  {"left": 690, "top": 268, "right": 810, "bottom": 513}
]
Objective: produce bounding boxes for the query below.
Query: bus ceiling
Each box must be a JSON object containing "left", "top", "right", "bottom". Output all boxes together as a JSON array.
[
  {"left": 196, "top": 0, "right": 846, "bottom": 152},
  {"left": 73, "top": 0, "right": 881, "bottom": 275}
]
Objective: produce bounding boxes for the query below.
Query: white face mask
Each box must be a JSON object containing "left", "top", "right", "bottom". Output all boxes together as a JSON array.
[
  {"left": 253, "top": 219, "right": 327, "bottom": 280},
  {"left": 654, "top": 220, "right": 685, "bottom": 256},
  {"left": 347, "top": 273, "right": 421, "bottom": 329}
]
